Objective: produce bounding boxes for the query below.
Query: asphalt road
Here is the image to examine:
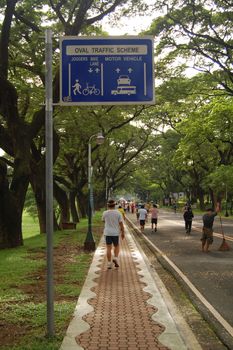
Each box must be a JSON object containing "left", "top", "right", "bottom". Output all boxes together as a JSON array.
[{"left": 127, "top": 210, "right": 233, "bottom": 329}]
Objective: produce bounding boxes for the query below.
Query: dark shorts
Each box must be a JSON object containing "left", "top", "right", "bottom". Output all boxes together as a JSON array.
[
  {"left": 201, "top": 227, "right": 213, "bottom": 244},
  {"left": 140, "top": 219, "right": 145, "bottom": 226},
  {"left": 105, "top": 236, "right": 119, "bottom": 246},
  {"left": 151, "top": 218, "right": 157, "bottom": 224}
]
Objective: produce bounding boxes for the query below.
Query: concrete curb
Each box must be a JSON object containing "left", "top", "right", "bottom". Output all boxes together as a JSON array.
[
  {"left": 126, "top": 227, "right": 189, "bottom": 350},
  {"left": 126, "top": 216, "right": 233, "bottom": 349}
]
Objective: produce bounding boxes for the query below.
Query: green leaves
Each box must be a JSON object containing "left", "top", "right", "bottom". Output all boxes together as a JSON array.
[
  {"left": 147, "top": 0, "right": 233, "bottom": 95},
  {"left": 207, "top": 165, "right": 233, "bottom": 194}
]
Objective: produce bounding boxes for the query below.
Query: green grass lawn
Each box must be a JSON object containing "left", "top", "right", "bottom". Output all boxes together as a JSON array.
[{"left": 0, "top": 211, "right": 103, "bottom": 350}]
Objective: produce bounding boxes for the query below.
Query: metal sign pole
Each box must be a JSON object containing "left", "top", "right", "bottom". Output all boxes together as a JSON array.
[
  {"left": 84, "top": 141, "right": 95, "bottom": 251},
  {"left": 45, "top": 28, "right": 54, "bottom": 337}
]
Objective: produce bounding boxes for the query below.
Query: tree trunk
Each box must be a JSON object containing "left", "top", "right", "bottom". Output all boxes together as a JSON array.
[
  {"left": 70, "top": 191, "right": 79, "bottom": 223},
  {"left": 32, "top": 182, "right": 44, "bottom": 232},
  {"left": 77, "top": 191, "right": 87, "bottom": 218},
  {"left": 95, "top": 191, "right": 106, "bottom": 210},
  {"left": 29, "top": 129, "right": 60, "bottom": 233},
  {"left": 216, "top": 195, "right": 222, "bottom": 209},
  {"left": 197, "top": 187, "right": 205, "bottom": 210},
  {"left": 209, "top": 188, "right": 215, "bottom": 208},
  {"left": 0, "top": 161, "right": 24, "bottom": 248},
  {"left": 30, "top": 160, "right": 47, "bottom": 234},
  {"left": 230, "top": 197, "right": 233, "bottom": 215},
  {"left": 31, "top": 182, "right": 60, "bottom": 233},
  {"left": 190, "top": 189, "right": 197, "bottom": 204},
  {"left": 30, "top": 161, "right": 60, "bottom": 233},
  {"left": 54, "top": 181, "right": 70, "bottom": 226}
]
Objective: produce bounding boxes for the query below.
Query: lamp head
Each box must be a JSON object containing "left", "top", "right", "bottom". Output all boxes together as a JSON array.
[{"left": 96, "top": 132, "right": 105, "bottom": 145}]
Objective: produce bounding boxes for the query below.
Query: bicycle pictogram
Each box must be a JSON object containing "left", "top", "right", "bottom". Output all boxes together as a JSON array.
[{"left": 82, "top": 83, "right": 100, "bottom": 96}]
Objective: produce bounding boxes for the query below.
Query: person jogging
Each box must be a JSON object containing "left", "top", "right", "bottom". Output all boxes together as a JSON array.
[
  {"left": 117, "top": 205, "right": 126, "bottom": 220},
  {"left": 150, "top": 204, "right": 158, "bottom": 232},
  {"left": 183, "top": 206, "right": 194, "bottom": 234},
  {"left": 102, "top": 199, "right": 125, "bottom": 269},
  {"left": 201, "top": 203, "right": 220, "bottom": 252},
  {"left": 138, "top": 204, "right": 148, "bottom": 232}
]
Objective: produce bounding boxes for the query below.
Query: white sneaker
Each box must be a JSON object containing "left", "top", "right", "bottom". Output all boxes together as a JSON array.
[
  {"left": 112, "top": 257, "right": 119, "bottom": 267},
  {"left": 107, "top": 261, "right": 112, "bottom": 269}
]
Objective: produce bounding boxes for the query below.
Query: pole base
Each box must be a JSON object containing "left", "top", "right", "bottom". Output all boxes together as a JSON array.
[{"left": 84, "top": 240, "right": 96, "bottom": 251}]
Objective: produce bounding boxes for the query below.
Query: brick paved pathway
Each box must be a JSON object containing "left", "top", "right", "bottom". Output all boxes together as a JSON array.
[{"left": 76, "top": 236, "right": 170, "bottom": 350}]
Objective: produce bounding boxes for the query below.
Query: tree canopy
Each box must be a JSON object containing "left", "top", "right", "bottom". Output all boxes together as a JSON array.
[
  {"left": 1, "top": 0, "right": 233, "bottom": 248},
  {"left": 0, "top": 0, "right": 150, "bottom": 247}
]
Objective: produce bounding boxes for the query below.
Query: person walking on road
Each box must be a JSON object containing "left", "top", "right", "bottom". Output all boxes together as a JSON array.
[
  {"left": 117, "top": 205, "right": 126, "bottom": 221},
  {"left": 150, "top": 204, "right": 158, "bottom": 232},
  {"left": 173, "top": 201, "right": 177, "bottom": 213},
  {"left": 183, "top": 202, "right": 190, "bottom": 213},
  {"left": 183, "top": 206, "right": 194, "bottom": 234},
  {"left": 138, "top": 204, "right": 148, "bottom": 232},
  {"left": 136, "top": 204, "right": 140, "bottom": 222},
  {"left": 201, "top": 203, "right": 220, "bottom": 252},
  {"left": 102, "top": 199, "right": 125, "bottom": 269}
]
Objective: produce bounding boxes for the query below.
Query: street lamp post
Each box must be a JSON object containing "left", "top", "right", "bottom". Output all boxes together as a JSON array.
[
  {"left": 84, "top": 132, "right": 105, "bottom": 251},
  {"left": 225, "top": 184, "right": 229, "bottom": 217}
]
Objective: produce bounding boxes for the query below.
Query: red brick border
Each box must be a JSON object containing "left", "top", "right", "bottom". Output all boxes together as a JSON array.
[{"left": 76, "top": 237, "right": 170, "bottom": 350}]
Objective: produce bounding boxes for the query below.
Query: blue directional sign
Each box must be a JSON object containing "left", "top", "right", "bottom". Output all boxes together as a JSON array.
[{"left": 60, "top": 36, "right": 154, "bottom": 105}]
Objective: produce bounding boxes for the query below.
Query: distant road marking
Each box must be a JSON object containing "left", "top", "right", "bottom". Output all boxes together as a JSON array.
[{"left": 127, "top": 218, "right": 233, "bottom": 338}]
